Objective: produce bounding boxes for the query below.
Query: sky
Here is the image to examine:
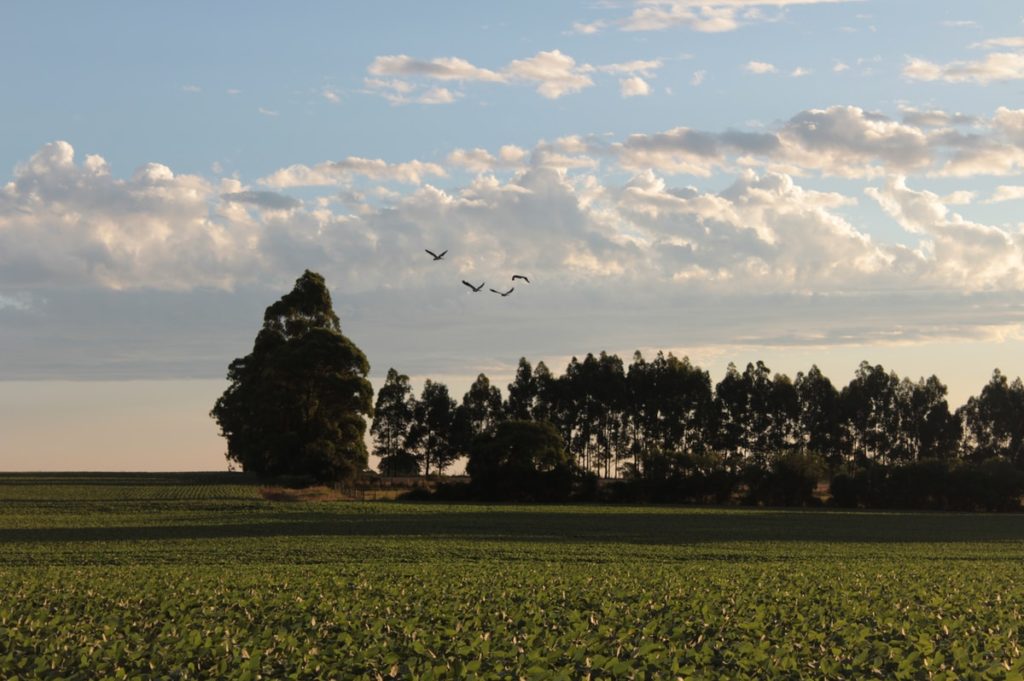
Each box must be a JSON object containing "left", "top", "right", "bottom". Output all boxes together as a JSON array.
[{"left": 3, "top": 1, "right": 1024, "bottom": 471}]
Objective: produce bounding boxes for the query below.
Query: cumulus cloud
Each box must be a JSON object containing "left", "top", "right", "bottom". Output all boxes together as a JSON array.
[
  {"left": 904, "top": 52, "right": 1024, "bottom": 84},
  {"left": 5, "top": 140, "right": 1024, "bottom": 381},
  {"left": 502, "top": 50, "right": 596, "bottom": 98},
  {"left": 691, "top": 69, "right": 706, "bottom": 85},
  {"left": 986, "top": 185, "right": 1024, "bottom": 203},
  {"left": 365, "top": 50, "right": 664, "bottom": 101},
  {"left": 745, "top": 61, "right": 777, "bottom": 74},
  {"left": 866, "top": 177, "right": 1024, "bottom": 290},
  {"left": 0, "top": 142, "right": 256, "bottom": 290},
  {"left": 221, "top": 190, "right": 300, "bottom": 210},
  {"left": 899, "top": 107, "right": 977, "bottom": 128},
  {"left": 260, "top": 157, "right": 447, "bottom": 187},
  {"left": 447, "top": 146, "right": 528, "bottom": 172},
  {"left": 438, "top": 105, "right": 1024, "bottom": 180},
  {"left": 588, "top": 0, "right": 857, "bottom": 34},
  {"left": 608, "top": 106, "right": 941, "bottom": 178},
  {"left": 971, "top": 37, "right": 1024, "bottom": 50},
  {"left": 368, "top": 55, "right": 503, "bottom": 82},
  {"left": 620, "top": 76, "right": 652, "bottom": 97}
]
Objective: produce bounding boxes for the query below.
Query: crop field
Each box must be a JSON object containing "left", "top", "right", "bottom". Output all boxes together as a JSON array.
[{"left": 3, "top": 474, "right": 1024, "bottom": 679}]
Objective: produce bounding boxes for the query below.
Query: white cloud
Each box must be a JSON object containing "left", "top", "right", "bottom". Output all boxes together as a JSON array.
[
  {"left": 790, "top": 67, "right": 811, "bottom": 77},
  {"left": 598, "top": 59, "right": 664, "bottom": 76},
  {"left": 971, "top": 37, "right": 1024, "bottom": 49},
  {"left": 257, "top": 107, "right": 279, "bottom": 117},
  {"left": 260, "top": 157, "right": 447, "bottom": 187},
  {"left": 620, "top": 76, "right": 652, "bottom": 97},
  {"left": 503, "top": 50, "right": 595, "bottom": 99},
  {"left": 418, "top": 87, "right": 458, "bottom": 104},
  {"left": 833, "top": 62, "right": 850, "bottom": 72},
  {"left": 899, "top": 107, "right": 977, "bottom": 127},
  {"left": 866, "top": 177, "right": 1024, "bottom": 289},
  {"left": 368, "top": 54, "right": 503, "bottom": 82},
  {"left": 365, "top": 50, "right": 666, "bottom": 101},
  {"left": 986, "top": 185, "right": 1024, "bottom": 203},
  {"left": 943, "top": 20, "right": 979, "bottom": 28},
  {"left": 447, "top": 146, "right": 528, "bottom": 172},
  {"left": 321, "top": 87, "right": 341, "bottom": 104},
  {"left": 745, "top": 60, "right": 777, "bottom": 74},
  {"left": 363, "top": 78, "right": 457, "bottom": 105},
  {"left": 608, "top": 0, "right": 858, "bottom": 33},
  {"left": 691, "top": 69, "right": 706, "bottom": 85},
  {"left": 904, "top": 52, "right": 1024, "bottom": 84},
  {"left": 181, "top": 84, "right": 201, "bottom": 93},
  {"left": 572, "top": 20, "right": 606, "bottom": 34},
  {"left": 8, "top": 140, "right": 1024, "bottom": 383}
]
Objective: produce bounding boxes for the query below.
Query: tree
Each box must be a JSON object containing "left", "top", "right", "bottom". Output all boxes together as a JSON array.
[
  {"left": 210, "top": 270, "right": 373, "bottom": 483},
  {"left": 467, "top": 420, "right": 574, "bottom": 500},
  {"left": 407, "top": 380, "right": 460, "bottom": 475},
  {"left": 841, "top": 362, "right": 901, "bottom": 464},
  {"left": 959, "top": 370, "right": 1024, "bottom": 464},
  {"left": 795, "top": 365, "right": 845, "bottom": 467},
  {"left": 506, "top": 358, "right": 536, "bottom": 420},
  {"left": 372, "top": 368, "right": 418, "bottom": 476},
  {"left": 462, "top": 373, "right": 504, "bottom": 437}
]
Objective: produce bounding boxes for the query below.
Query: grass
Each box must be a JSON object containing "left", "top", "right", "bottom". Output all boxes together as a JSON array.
[{"left": 2, "top": 472, "right": 1024, "bottom": 678}]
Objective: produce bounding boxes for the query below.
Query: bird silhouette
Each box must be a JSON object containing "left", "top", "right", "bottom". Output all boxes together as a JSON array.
[
  {"left": 425, "top": 249, "right": 448, "bottom": 261},
  {"left": 511, "top": 274, "right": 530, "bottom": 283},
  {"left": 462, "top": 280, "right": 485, "bottom": 292},
  {"left": 489, "top": 287, "right": 514, "bottom": 297}
]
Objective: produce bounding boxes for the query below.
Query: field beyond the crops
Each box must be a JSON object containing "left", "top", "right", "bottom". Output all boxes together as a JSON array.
[{"left": 3, "top": 472, "right": 1024, "bottom": 680}]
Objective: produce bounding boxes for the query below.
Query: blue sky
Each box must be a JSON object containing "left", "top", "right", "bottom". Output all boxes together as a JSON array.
[{"left": 3, "top": 1, "right": 1024, "bottom": 470}]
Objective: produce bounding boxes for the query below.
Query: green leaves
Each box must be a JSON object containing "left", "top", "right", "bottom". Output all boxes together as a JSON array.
[{"left": 6, "top": 474, "right": 1024, "bottom": 678}]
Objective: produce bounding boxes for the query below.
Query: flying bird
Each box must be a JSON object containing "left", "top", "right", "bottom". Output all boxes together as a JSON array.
[
  {"left": 511, "top": 274, "right": 530, "bottom": 283},
  {"left": 490, "top": 287, "right": 515, "bottom": 297},
  {"left": 425, "top": 249, "right": 448, "bottom": 261},
  {"left": 462, "top": 280, "right": 485, "bottom": 292}
]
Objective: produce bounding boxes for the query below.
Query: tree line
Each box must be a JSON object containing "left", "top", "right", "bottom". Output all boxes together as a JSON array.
[
  {"left": 374, "top": 353, "right": 1024, "bottom": 509},
  {"left": 212, "top": 271, "right": 1024, "bottom": 510}
]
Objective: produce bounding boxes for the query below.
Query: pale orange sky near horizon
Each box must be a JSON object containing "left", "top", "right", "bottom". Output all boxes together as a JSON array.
[{"left": 2, "top": 337, "right": 1021, "bottom": 472}]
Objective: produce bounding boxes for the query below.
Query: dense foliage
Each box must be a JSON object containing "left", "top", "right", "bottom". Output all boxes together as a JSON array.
[
  {"left": 5, "top": 473, "right": 1024, "bottom": 679},
  {"left": 376, "top": 352, "right": 1024, "bottom": 508},
  {"left": 211, "top": 271, "right": 373, "bottom": 483}
]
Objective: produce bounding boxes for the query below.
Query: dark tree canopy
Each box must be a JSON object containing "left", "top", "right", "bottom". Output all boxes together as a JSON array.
[
  {"left": 210, "top": 270, "right": 373, "bottom": 483},
  {"left": 406, "top": 380, "right": 460, "bottom": 475},
  {"left": 467, "top": 420, "right": 573, "bottom": 501},
  {"left": 372, "top": 368, "right": 418, "bottom": 476}
]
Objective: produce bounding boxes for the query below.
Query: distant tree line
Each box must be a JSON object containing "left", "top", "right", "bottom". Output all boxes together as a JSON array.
[{"left": 374, "top": 353, "right": 1024, "bottom": 510}]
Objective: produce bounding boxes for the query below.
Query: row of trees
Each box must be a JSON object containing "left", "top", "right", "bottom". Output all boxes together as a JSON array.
[
  {"left": 212, "top": 271, "right": 1024, "bottom": 508},
  {"left": 374, "top": 352, "right": 1024, "bottom": 481}
]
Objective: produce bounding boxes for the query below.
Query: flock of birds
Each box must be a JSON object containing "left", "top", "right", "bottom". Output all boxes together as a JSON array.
[{"left": 425, "top": 249, "right": 529, "bottom": 297}]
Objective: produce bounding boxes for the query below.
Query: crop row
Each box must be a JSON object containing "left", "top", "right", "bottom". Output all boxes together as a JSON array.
[{"left": 3, "top": 562, "right": 1024, "bottom": 680}]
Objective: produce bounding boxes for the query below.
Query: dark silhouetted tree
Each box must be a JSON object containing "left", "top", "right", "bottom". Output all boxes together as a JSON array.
[
  {"left": 506, "top": 358, "right": 536, "bottom": 420},
  {"left": 841, "top": 362, "right": 902, "bottom": 464},
  {"left": 795, "top": 365, "right": 846, "bottom": 466},
  {"left": 211, "top": 270, "right": 373, "bottom": 483},
  {"left": 372, "top": 368, "right": 418, "bottom": 476},
  {"left": 902, "top": 375, "right": 960, "bottom": 462},
  {"left": 467, "top": 420, "right": 573, "bottom": 500},
  {"left": 462, "top": 373, "right": 504, "bottom": 437},
  {"left": 959, "top": 369, "right": 1024, "bottom": 464},
  {"left": 407, "top": 380, "right": 459, "bottom": 475}
]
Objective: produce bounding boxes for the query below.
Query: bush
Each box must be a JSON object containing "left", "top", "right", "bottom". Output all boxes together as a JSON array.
[{"left": 745, "top": 450, "right": 825, "bottom": 507}]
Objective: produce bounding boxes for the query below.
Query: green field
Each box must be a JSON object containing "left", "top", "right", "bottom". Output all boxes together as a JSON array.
[{"left": 3, "top": 473, "right": 1024, "bottom": 679}]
